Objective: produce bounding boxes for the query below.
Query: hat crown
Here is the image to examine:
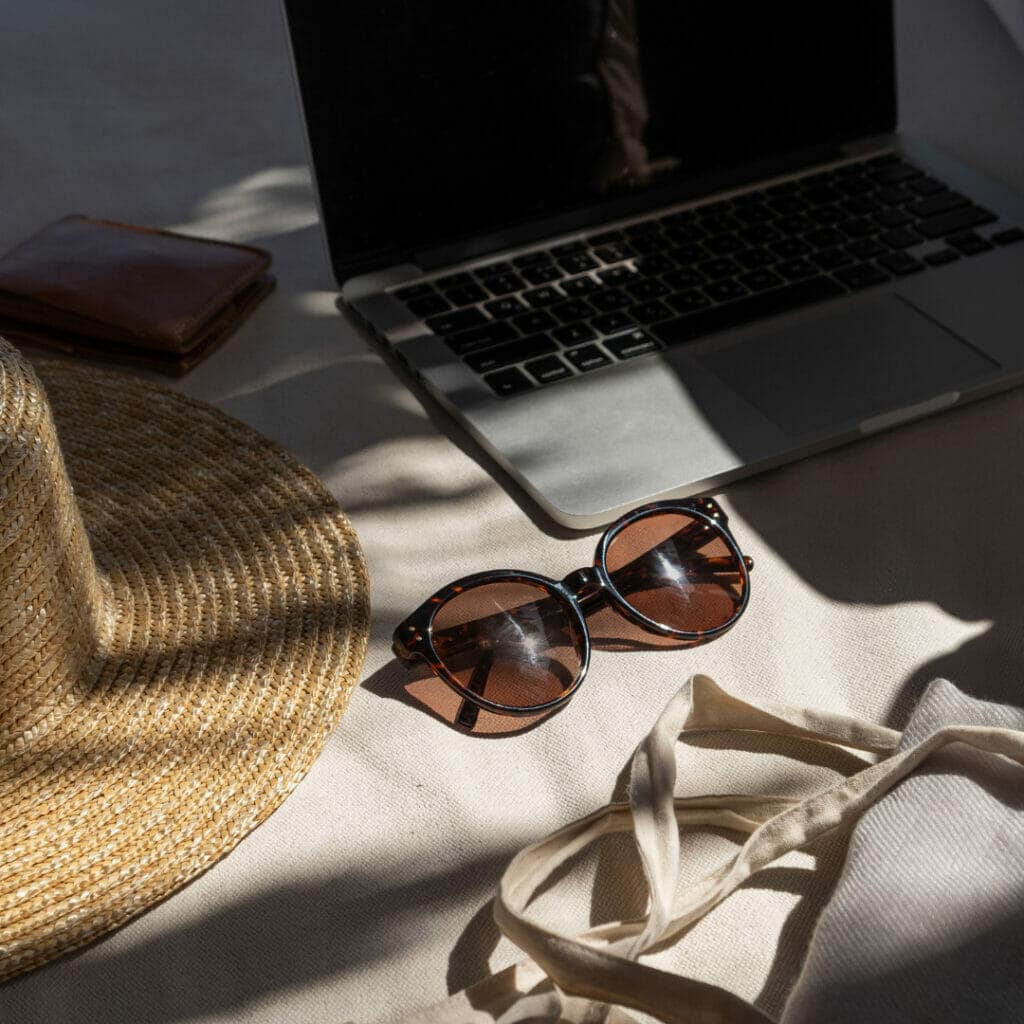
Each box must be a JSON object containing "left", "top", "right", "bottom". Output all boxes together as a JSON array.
[{"left": 0, "top": 340, "right": 106, "bottom": 752}]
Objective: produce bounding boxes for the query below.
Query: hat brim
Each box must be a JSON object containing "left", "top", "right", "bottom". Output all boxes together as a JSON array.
[{"left": 0, "top": 359, "right": 370, "bottom": 982}]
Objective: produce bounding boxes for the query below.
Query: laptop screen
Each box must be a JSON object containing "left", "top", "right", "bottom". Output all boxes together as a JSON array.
[{"left": 286, "top": 2, "right": 895, "bottom": 281}]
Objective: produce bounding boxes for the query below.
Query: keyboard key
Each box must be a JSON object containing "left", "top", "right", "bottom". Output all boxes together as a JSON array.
[
  {"left": 663, "top": 267, "right": 705, "bottom": 289},
  {"left": 876, "top": 185, "right": 913, "bottom": 206},
  {"left": 558, "top": 252, "right": 599, "bottom": 274},
  {"left": 740, "top": 224, "right": 781, "bottom": 246},
  {"left": 834, "top": 262, "right": 890, "bottom": 289},
  {"left": 629, "top": 300, "right": 674, "bottom": 324},
  {"left": 484, "top": 367, "right": 534, "bottom": 397},
  {"left": 475, "top": 260, "right": 514, "bottom": 278},
  {"left": 625, "top": 277, "right": 669, "bottom": 301},
  {"left": 552, "top": 322, "right": 597, "bottom": 345},
  {"left": 513, "top": 309, "right": 558, "bottom": 333},
  {"left": 633, "top": 253, "right": 676, "bottom": 276},
  {"left": 426, "top": 308, "right": 488, "bottom": 336},
  {"left": 653, "top": 276, "right": 844, "bottom": 346},
  {"left": 993, "top": 227, "right": 1024, "bottom": 245},
  {"left": 839, "top": 217, "right": 878, "bottom": 238},
  {"left": 591, "top": 310, "right": 634, "bottom": 333},
  {"left": 407, "top": 293, "right": 451, "bottom": 317},
  {"left": 923, "top": 247, "right": 960, "bottom": 266},
  {"left": 917, "top": 205, "right": 997, "bottom": 239},
  {"left": 521, "top": 264, "right": 562, "bottom": 285},
  {"left": 565, "top": 344, "right": 612, "bottom": 372},
  {"left": 445, "top": 283, "right": 488, "bottom": 307},
  {"left": 668, "top": 243, "right": 706, "bottom": 264},
  {"left": 811, "top": 247, "right": 854, "bottom": 271},
  {"left": 775, "top": 213, "right": 816, "bottom": 234},
  {"left": 809, "top": 204, "right": 844, "bottom": 225},
  {"left": 771, "top": 238, "right": 811, "bottom": 259},
  {"left": 847, "top": 237, "right": 888, "bottom": 259},
  {"left": 705, "top": 232, "right": 746, "bottom": 255},
  {"left": 446, "top": 321, "right": 519, "bottom": 355},
  {"left": 699, "top": 257, "right": 741, "bottom": 280},
  {"left": 525, "top": 354, "right": 573, "bottom": 384},
  {"left": 484, "top": 273, "right": 526, "bottom": 295},
  {"left": 776, "top": 258, "right": 817, "bottom": 280},
  {"left": 704, "top": 279, "right": 749, "bottom": 302},
  {"left": 551, "top": 299, "right": 596, "bottom": 323},
  {"left": 562, "top": 275, "right": 601, "bottom": 296},
  {"left": 394, "top": 282, "right": 435, "bottom": 300},
  {"left": 873, "top": 207, "right": 915, "bottom": 228},
  {"left": 735, "top": 247, "right": 774, "bottom": 270},
  {"left": 806, "top": 227, "right": 848, "bottom": 248},
  {"left": 484, "top": 296, "right": 527, "bottom": 319},
  {"left": 877, "top": 251, "right": 924, "bottom": 276},
  {"left": 598, "top": 265, "right": 637, "bottom": 286},
  {"left": 589, "top": 288, "right": 632, "bottom": 312},
  {"left": 604, "top": 329, "right": 661, "bottom": 360},
  {"left": 434, "top": 272, "right": 474, "bottom": 290},
  {"left": 907, "top": 191, "right": 968, "bottom": 219},
  {"left": 630, "top": 233, "right": 667, "bottom": 255},
  {"left": 666, "top": 289, "right": 711, "bottom": 314},
  {"left": 947, "top": 230, "right": 993, "bottom": 255},
  {"left": 594, "top": 242, "right": 635, "bottom": 264},
  {"left": 841, "top": 195, "right": 882, "bottom": 217},
  {"left": 523, "top": 285, "right": 563, "bottom": 307},
  {"left": 698, "top": 212, "right": 741, "bottom": 234},
  {"left": 465, "top": 333, "right": 557, "bottom": 373},
  {"left": 766, "top": 194, "right": 808, "bottom": 216},
  {"left": 738, "top": 268, "right": 785, "bottom": 291},
  {"left": 880, "top": 227, "right": 924, "bottom": 249}
]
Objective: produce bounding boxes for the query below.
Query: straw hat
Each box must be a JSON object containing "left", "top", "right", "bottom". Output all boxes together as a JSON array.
[{"left": 0, "top": 338, "right": 369, "bottom": 982}]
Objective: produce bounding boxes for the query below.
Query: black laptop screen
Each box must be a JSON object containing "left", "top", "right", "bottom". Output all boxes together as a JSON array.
[{"left": 286, "top": 2, "right": 895, "bottom": 280}]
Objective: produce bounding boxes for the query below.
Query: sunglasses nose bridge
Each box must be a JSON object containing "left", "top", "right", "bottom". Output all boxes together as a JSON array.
[{"left": 560, "top": 565, "right": 605, "bottom": 606}]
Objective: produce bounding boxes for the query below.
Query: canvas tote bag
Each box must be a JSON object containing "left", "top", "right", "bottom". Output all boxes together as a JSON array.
[{"left": 399, "top": 674, "right": 1024, "bottom": 1024}]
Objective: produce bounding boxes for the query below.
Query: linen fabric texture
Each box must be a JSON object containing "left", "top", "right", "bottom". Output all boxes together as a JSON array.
[{"left": 399, "top": 674, "right": 1024, "bottom": 1023}]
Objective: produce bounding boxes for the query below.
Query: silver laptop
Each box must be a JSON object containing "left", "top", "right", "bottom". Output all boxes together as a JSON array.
[{"left": 285, "top": 1, "right": 1024, "bottom": 528}]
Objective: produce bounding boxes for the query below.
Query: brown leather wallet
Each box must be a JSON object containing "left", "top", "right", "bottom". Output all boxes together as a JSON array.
[{"left": 0, "top": 215, "right": 274, "bottom": 374}]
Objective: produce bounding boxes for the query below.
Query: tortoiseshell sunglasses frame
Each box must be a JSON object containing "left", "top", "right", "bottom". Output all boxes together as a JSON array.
[{"left": 392, "top": 496, "right": 753, "bottom": 721}]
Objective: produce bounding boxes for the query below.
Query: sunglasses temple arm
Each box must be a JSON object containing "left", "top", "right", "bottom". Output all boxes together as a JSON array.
[{"left": 456, "top": 647, "right": 494, "bottom": 730}]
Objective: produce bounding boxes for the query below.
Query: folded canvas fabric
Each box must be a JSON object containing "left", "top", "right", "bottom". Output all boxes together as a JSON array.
[
  {"left": 782, "top": 679, "right": 1024, "bottom": 1023},
  {"left": 397, "top": 675, "right": 1024, "bottom": 1024}
]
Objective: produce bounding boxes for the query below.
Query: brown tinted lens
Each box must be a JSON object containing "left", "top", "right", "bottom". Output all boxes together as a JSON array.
[
  {"left": 430, "top": 581, "right": 584, "bottom": 710},
  {"left": 604, "top": 512, "right": 745, "bottom": 633}
]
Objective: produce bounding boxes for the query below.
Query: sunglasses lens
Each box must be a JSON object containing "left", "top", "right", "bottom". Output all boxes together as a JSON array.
[
  {"left": 430, "top": 581, "right": 584, "bottom": 711},
  {"left": 605, "top": 511, "right": 746, "bottom": 634}
]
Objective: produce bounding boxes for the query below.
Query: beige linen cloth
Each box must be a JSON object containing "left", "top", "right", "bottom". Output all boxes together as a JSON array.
[{"left": 399, "top": 675, "right": 1024, "bottom": 1023}]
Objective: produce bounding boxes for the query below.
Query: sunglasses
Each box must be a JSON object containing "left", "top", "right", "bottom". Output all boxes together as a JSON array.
[{"left": 392, "top": 497, "right": 753, "bottom": 728}]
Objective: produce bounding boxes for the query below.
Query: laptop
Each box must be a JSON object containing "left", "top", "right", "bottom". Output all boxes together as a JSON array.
[{"left": 284, "top": 1, "right": 1024, "bottom": 528}]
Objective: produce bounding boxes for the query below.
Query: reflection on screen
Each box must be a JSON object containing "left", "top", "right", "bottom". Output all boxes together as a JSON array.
[{"left": 287, "top": 1, "right": 894, "bottom": 274}]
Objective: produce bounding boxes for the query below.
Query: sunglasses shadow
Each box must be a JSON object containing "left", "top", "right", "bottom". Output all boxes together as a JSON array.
[
  {"left": 361, "top": 658, "right": 565, "bottom": 738},
  {"left": 363, "top": 605, "right": 697, "bottom": 738}
]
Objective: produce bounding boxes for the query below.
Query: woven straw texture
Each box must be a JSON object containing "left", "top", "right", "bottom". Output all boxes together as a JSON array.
[{"left": 0, "top": 338, "right": 370, "bottom": 983}]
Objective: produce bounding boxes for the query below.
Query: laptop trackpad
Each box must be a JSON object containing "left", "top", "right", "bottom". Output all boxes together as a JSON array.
[{"left": 697, "top": 294, "right": 997, "bottom": 438}]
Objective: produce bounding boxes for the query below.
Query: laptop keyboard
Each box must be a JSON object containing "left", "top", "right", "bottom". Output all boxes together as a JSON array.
[{"left": 389, "top": 154, "right": 1024, "bottom": 397}]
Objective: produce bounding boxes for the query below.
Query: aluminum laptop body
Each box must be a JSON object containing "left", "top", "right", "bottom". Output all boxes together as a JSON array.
[{"left": 285, "top": 2, "right": 1024, "bottom": 528}]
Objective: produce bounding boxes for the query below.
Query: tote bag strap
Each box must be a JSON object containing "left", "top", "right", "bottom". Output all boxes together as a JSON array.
[{"left": 400, "top": 675, "right": 1024, "bottom": 1024}]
